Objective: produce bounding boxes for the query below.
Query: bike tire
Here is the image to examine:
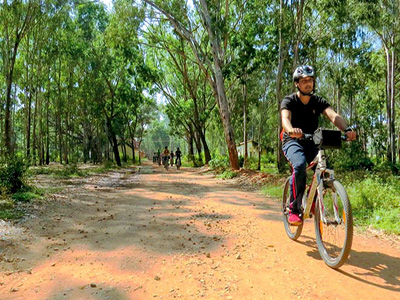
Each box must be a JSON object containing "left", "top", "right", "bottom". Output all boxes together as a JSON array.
[
  {"left": 314, "top": 180, "right": 353, "bottom": 269},
  {"left": 282, "top": 176, "right": 303, "bottom": 240}
]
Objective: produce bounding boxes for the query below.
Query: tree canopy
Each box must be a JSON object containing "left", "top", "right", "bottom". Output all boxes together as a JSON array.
[{"left": 0, "top": 0, "right": 398, "bottom": 173}]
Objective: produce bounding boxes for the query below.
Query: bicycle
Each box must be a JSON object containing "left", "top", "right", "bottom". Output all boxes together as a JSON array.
[
  {"left": 162, "top": 155, "right": 169, "bottom": 170},
  {"left": 282, "top": 128, "right": 353, "bottom": 269},
  {"left": 176, "top": 157, "right": 181, "bottom": 170}
]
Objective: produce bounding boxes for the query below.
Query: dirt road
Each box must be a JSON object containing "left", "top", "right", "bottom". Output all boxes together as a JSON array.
[{"left": 1, "top": 162, "right": 399, "bottom": 299}]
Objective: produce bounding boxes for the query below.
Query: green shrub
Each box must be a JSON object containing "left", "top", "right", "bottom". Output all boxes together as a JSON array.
[
  {"left": 346, "top": 175, "right": 400, "bottom": 234},
  {"left": 218, "top": 170, "right": 238, "bottom": 179},
  {"left": 332, "top": 142, "right": 373, "bottom": 171},
  {"left": 12, "top": 191, "right": 42, "bottom": 203},
  {"left": 0, "top": 156, "right": 28, "bottom": 193},
  {"left": 0, "top": 209, "right": 23, "bottom": 220},
  {"left": 59, "top": 164, "right": 82, "bottom": 177},
  {"left": 209, "top": 155, "right": 230, "bottom": 173}
]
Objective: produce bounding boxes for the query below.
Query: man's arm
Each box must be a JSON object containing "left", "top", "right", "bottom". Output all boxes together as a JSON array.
[
  {"left": 281, "top": 109, "right": 302, "bottom": 138},
  {"left": 323, "top": 107, "right": 356, "bottom": 140}
]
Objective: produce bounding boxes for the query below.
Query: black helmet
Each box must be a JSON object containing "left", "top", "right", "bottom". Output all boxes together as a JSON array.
[{"left": 293, "top": 65, "right": 315, "bottom": 82}]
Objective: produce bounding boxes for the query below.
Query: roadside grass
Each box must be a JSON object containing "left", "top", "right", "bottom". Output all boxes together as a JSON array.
[
  {"left": 217, "top": 170, "right": 239, "bottom": 179},
  {"left": 1, "top": 161, "right": 142, "bottom": 221},
  {"left": 0, "top": 186, "right": 45, "bottom": 220},
  {"left": 29, "top": 163, "right": 111, "bottom": 178},
  {"left": 261, "top": 185, "right": 283, "bottom": 198},
  {"left": 0, "top": 199, "right": 22, "bottom": 219}
]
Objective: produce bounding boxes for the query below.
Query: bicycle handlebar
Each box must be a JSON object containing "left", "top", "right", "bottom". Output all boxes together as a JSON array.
[{"left": 290, "top": 131, "right": 348, "bottom": 141}]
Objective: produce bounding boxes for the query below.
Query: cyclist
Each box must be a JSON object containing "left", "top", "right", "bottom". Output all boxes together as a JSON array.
[
  {"left": 175, "top": 147, "right": 182, "bottom": 166},
  {"left": 162, "top": 146, "right": 170, "bottom": 167},
  {"left": 281, "top": 65, "right": 356, "bottom": 226},
  {"left": 170, "top": 150, "right": 174, "bottom": 166},
  {"left": 157, "top": 149, "right": 161, "bottom": 166}
]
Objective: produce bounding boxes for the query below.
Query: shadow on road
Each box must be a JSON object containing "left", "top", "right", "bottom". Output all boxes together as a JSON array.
[{"left": 294, "top": 234, "right": 400, "bottom": 292}]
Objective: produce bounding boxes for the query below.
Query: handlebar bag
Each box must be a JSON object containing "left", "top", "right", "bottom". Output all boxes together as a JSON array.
[{"left": 313, "top": 128, "right": 342, "bottom": 149}]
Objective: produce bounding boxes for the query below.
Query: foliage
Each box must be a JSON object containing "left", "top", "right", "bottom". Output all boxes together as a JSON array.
[
  {"left": 218, "top": 170, "right": 239, "bottom": 180},
  {"left": 209, "top": 156, "right": 230, "bottom": 173},
  {"left": 330, "top": 142, "right": 374, "bottom": 171},
  {"left": 345, "top": 175, "right": 400, "bottom": 234},
  {"left": 0, "top": 208, "right": 23, "bottom": 220},
  {"left": 12, "top": 191, "right": 42, "bottom": 203},
  {"left": 0, "top": 157, "right": 29, "bottom": 194}
]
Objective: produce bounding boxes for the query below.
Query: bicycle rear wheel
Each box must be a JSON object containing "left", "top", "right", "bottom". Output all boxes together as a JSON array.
[
  {"left": 282, "top": 176, "right": 303, "bottom": 240},
  {"left": 314, "top": 180, "right": 353, "bottom": 269}
]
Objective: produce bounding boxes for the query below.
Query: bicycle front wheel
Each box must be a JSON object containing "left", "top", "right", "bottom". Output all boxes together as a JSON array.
[
  {"left": 282, "top": 176, "right": 303, "bottom": 240},
  {"left": 314, "top": 180, "right": 353, "bottom": 269}
]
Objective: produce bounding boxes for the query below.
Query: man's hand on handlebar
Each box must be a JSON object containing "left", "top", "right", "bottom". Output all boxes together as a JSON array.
[
  {"left": 345, "top": 130, "right": 357, "bottom": 141},
  {"left": 288, "top": 128, "right": 303, "bottom": 139}
]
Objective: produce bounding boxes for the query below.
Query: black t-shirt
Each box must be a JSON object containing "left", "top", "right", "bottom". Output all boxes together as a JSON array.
[
  {"left": 175, "top": 150, "right": 181, "bottom": 158},
  {"left": 281, "top": 93, "right": 330, "bottom": 145}
]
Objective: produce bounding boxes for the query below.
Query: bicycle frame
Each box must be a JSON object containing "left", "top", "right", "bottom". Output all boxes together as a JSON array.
[{"left": 302, "top": 149, "right": 335, "bottom": 221}]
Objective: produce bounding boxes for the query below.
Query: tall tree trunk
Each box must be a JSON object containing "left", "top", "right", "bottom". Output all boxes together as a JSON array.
[
  {"left": 123, "top": 142, "right": 127, "bottom": 163},
  {"left": 384, "top": 44, "right": 396, "bottom": 164},
  {"left": 138, "top": 140, "right": 142, "bottom": 164},
  {"left": 187, "top": 128, "right": 195, "bottom": 165},
  {"left": 26, "top": 84, "right": 32, "bottom": 160},
  {"left": 32, "top": 86, "right": 38, "bottom": 165},
  {"left": 4, "top": 43, "right": 19, "bottom": 156},
  {"left": 46, "top": 75, "right": 51, "bottom": 165},
  {"left": 57, "top": 58, "right": 63, "bottom": 164},
  {"left": 199, "top": 129, "right": 211, "bottom": 164},
  {"left": 243, "top": 80, "right": 248, "bottom": 169},
  {"left": 132, "top": 141, "right": 136, "bottom": 163},
  {"left": 257, "top": 77, "right": 268, "bottom": 171},
  {"left": 106, "top": 117, "right": 121, "bottom": 166},
  {"left": 291, "top": 0, "right": 305, "bottom": 78},
  {"left": 276, "top": 0, "right": 287, "bottom": 173},
  {"left": 199, "top": 0, "right": 239, "bottom": 170},
  {"left": 194, "top": 131, "right": 203, "bottom": 164}
]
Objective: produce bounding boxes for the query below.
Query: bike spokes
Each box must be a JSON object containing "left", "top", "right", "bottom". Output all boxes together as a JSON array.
[{"left": 314, "top": 181, "right": 353, "bottom": 269}]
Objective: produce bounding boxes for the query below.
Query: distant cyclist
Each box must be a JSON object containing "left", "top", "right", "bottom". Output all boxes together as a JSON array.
[
  {"left": 281, "top": 65, "right": 356, "bottom": 226},
  {"left": 162, "top": 146, "right": 170, "bottom": 167},
  {"left": 170, "top": 150, "right": 174, "bottom": 166},
  {"left": 175, "top": 147, "right": 182, "bottom": 166},
  {"left": 157, "top": 149, "right": 161, "bottom": 165}
]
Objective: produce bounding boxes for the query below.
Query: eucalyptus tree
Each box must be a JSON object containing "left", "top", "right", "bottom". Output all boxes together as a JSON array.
[
  {"left": 349, "top": 0, "right": 400, "bottom": 165},
  {"left": 0, "top": 0, "right": 43, "bottom": 157},
  {"left": 144, "top": 22, "right": 215, "bottom": 164},
  {"left": 143, "top": 0, "right": 241, "bottom": 169},
  {"left": 224, "top": 0, "right": 277, "bottom": 168},
  {"left": 74, "top": 0, "right": 142, "bottom": 166}
]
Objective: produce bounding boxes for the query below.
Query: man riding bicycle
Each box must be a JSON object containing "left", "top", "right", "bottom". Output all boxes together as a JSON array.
[
  {"left": 162, "top": 146, "right": 170, "bottom": 166},
  {"left": 175, "top": 147, "right": 182, "bottom": 165},
  {"left": 281, "top": 65, "right": 356, "bottom": 226}
]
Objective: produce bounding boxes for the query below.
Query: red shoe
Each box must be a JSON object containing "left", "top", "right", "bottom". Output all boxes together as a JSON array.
[{"left": 288, "top": 212, "right": 302, "bottom": 226}]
